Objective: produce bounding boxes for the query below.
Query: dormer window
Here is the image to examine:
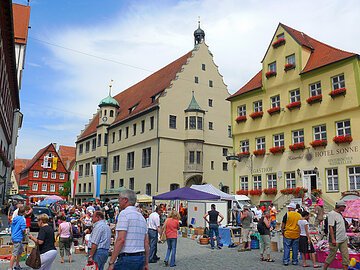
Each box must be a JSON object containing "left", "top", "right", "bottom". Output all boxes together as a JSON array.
[
  {"left": 128, "top": 104, "right": 137, "bottom": 114},
  {"left": 151, "top": 91, "right": 163, "bottom": 103}
]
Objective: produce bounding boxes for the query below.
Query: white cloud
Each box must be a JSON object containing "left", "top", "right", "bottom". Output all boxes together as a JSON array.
[{"left": 16, "top": 0, "right": 360, "bottom": 157}]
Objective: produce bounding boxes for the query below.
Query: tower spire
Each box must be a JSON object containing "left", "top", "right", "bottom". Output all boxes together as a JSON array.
[
  {"left": 194, "top": 17, "right": 205, "bottom": 45},
  {"left": 108, "top": 79, "right": 113, "bottom": 96}
]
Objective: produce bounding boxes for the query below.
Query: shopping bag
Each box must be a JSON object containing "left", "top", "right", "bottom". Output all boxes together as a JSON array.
[
  {"left": 25, "top": 244, "right": 41, "bottom": 269},
  {"left": 83, "top": 261, "right": 99, "bottom": 270}
]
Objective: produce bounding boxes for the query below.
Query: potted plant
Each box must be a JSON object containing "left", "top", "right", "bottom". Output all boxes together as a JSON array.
[
  {"left": 329, "top": 87, "right": 346, "bottom": 98},
  {"left": 280, "top": 188, "right": 294, "bottom": 195},
  {"left": 263, "top": 188, "right": 278, "bottom": 195},
  {"left": 236, "top": 190, "right": 249, "bottom": 196},
  {"left": 272, "top": 38, "right": 286, "bottom": 48},
  {"left": 253, "top": 149, "right": 266, "bottom": 156},
  {"left": 249, "top": 189, "right": 262, "bottom": 196},
  {"left": 284, "top": 63, "right": 295, "bottom": 71},
  {"left": 249, "top": 111, "right": 264, "bottom": 119},
  {"left": 333, "top": 135, "right": 353, "bottom": 144},
  {"left": 265, "top": 71, "right": 277, "bottom": 79},
  {"left": 310, "top": 139, "right": 327, "bottom": 148},
  {"left": 267, "top": 106, "right": 281, "bottom": 115},
  {"left": 237, "top": 151, "right": 250, "bottom": 157},
  {"left": 293, "top": 187, "right": 308, "bottom": 198},
  {"left": 269, "top": 146, "right": 285, "bottom": 154},
  {"left": 306, "top": 94, "right": 322, "bottom": 105},
  {"left": 286, "top": 101, "right": 301, "bottom": 110},
  {"left": 235, "top": 115, "right": 247, "bottom": 123},
  {"left": 311, "top": 189, "right": 322, "bottom": 197},
  {"left": 289, "top": 142, "right": 305, "bottom": 151}
]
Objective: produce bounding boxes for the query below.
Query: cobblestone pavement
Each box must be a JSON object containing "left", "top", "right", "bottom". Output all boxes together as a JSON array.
[{"left": 0, "top": 236, "right": 329, "bottom": 270}]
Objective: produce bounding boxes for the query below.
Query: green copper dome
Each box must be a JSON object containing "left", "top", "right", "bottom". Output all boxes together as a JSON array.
[
  {"left": 185, "top": 92, "right": 205, "bottom": 113},
  {"left": 99, "top": 95, "right": 119, "bottom": 108}
]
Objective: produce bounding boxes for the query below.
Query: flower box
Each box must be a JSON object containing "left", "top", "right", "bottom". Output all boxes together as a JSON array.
[
  {"left": 249, "top": 189, "right": 262, "bottom": 196},
  {"left": 249, "top": 111, "right": 264, "bottom": 119},
  {"left": 235, "top": 115, "right": 247, "bottom": 123},
  {"left": 310, "top": 140, "right": 327, "bottom": 148},
  {"left": 265, "top": 71, "right": 277, "bottom": 79},
  {"left": 306, "top": 94, "right": 322, "bottom": 105},
  {"left": 267, "top": 106, "right": 281, "bottom": 115},
  {"left": 280, "top": 188, "right": 294, "bottom": 195},
  {"left": 329, "top": 87, "right": 346, "bottom": 98},
  {"left": 311, "top": 189, "right": 322, "bottom": 197},
  {"left": 284, "top": 63, "right": 295, "bottom": 71},
  {"left": 333, "top": 135, "right": 353, "bottom": 144},
  {"left": 253, "top": 149, "right": 266, "bottom": 156},
  {"left": 263, "top": 188, "right": 278, "bottom": 195},
  {"left": 272, "top": 38, "right": 286, "bottom": 48},
  {"left": 289, "top": 142, "right": 305, "bottom": 151},
  {"left": 237, "top": 151, "right": 250, "bottom": 157},
  {"left": 286, "top": 101, "right": 301, "bottom": 110},
  {"left": 293, "top": 187, "right": 308, "bottom": 198},
  {"left": 269, "top": 146, "right": 285, "bottom": 154},
  {"left": 236, "top": 190, "right": 249, "bottom": 196}
]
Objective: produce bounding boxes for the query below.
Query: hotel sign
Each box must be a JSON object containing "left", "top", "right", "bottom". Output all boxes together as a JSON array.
[
  {"left": 314, "top": 146, "right": 359, "bottom": 157},
  {"left": 252, "top": 167, "right": 273, "bottom": 174}
]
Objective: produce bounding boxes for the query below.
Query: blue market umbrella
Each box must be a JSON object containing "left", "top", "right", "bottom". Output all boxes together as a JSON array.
[{"left": 38, "top": 198, "right": 58, "bottom": 206}]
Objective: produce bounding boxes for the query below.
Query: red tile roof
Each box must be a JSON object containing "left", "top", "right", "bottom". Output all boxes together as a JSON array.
[
  {"left": 12, "top": 4, "right": 30, "bottom": 45},
  {"left": 78, "top": 51, "right": 193, "bottom": 141},
  {"left": 229, "top": 23, "right": 358, "bottom": 99},
  {"left": 58, "top": 145, "right": 76, "bottom": 170},
  {"left": 21, "top": 145, "right": 48, "bottom": 174},
  {"left": 227, "top": 70, "right": 262, "bottom": 100},
  {"left": 14, "top": 158, "right": 30, "bottom": 183}
]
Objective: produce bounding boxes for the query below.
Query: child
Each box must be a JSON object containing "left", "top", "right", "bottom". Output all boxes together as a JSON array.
[{"left": 298, "top": 211, "right": 320, "bottom": 268}]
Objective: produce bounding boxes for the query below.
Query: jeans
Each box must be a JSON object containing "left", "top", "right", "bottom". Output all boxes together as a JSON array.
[
  {"left": 93, "top": 248, "right": 109, "bottom": 270},
  {"left": 209, "top": 224, "right": 220, "bottom": 248},
  {"left": 114, "top": 255, "right": 145, "bottom": 270},
  {"left": 148, "top": 229, "right": 158, "bottom": 261},
  {"left": 283, "top": 237, "right": 299, "bottom": 265},
  {"left": 165, "top": 238, "right": 177, "bottom": 267},
  {"left": 270, "top": 220, "right": 277, "bottom": 229}
]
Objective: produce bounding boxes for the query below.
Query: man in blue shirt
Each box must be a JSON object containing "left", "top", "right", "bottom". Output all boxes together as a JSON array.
[{"left": 10, "top": 207, "right": 26, "bottom": 270}]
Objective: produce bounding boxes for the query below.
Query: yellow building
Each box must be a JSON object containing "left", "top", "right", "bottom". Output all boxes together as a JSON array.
[
  {"left": 75, "top": 24, "right": 232, "bottom": 203},
  {"left": 228, "top": 23, "right": 360, "bottom": 208}
]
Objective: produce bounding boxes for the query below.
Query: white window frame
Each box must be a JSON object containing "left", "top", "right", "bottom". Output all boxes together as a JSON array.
[
  {"left": 32, "top": 183, "right": 38, "bottom": 191},
  {"left": 313, "top": 125, "right": 327, "bottom": 141},
  {"left": 59, "top": 173, "right": 65, "bottom": 180},
  {"left": 348, "top": 166, "right": 360, "bottom": 191},
  {"left": 273, "top": 133, "right": 284, "bottom": 147},
  {"left": 33, "top": 171, "right": 39, "bottom": 178},
  {"left": 51, "top": 172, "right": 56, "bottom": 179},
  {"left": 309, "top": 82, "right": 322, "bottom": 96},
  {"left": 240, "top": 176, "right": 248, "bottom": 190},
  {"left": 50, "top": 184, "right": 55, "bottom": 192},
  {"left": 59, "top": 185, "right": 64, "bottom": 191},
  {"left": 42, "top": 184, "right": 47, "bottom": 192},
  {"left": 268, "top": 62, "right": 276, "bottom": 72},
  {"left": 292, "top": 129, "right": 304, "bottom": 144},
  {"left": 271, "top": 95, "right": 280, "bottom": 108},
  {"left": 267, "top": 173, "right": 277, "bottom": 189},
  {"left": 240, "top": 140, "right": 249, "bottom": 153},
  {"left": 42, "top": 171, "right": 48, "bottom": 178},
  {"left": 285, "top": 172, "right": 296, "bottom": 188},
  {"left": 237, "top": 105, "right": 246, "bottom": 116},
  {"left": 336, "top": 120, "right": 351, "bottom": 136},
  {"left": 256, "top": 137, "right": 265, "bottom": 150},
  {"left": 290, "top": 89, "right": 300, "bottom": 103},
  {"left": 253, "top": 100, "right": 263, "bottom": 112},
  {"left": 331, "top": 74, "right": 345, "bottom": 90},
  {"left": 286, "top": 54, "right": 295, "bottom": 65},
  {"left": 326, "top": 168, "right": 338, "bottom": 192},
  {"left": 253, "top": 175, "right": 262, "bottom": 190}
]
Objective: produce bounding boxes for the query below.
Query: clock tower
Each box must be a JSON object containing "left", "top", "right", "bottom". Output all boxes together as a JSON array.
[{"left": 98, "top": 81, "right": 119, "bottom": 125}]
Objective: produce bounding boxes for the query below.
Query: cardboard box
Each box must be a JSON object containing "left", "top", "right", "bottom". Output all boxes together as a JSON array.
[
  {"left": 26, "top": 245, "right": 34, "bottom": 254},
  {"left": 0, "top": 245, "right": 13, "bottom": 255},
  {"left": 74, "top": 247, "right": 87, "bottom": 254}
]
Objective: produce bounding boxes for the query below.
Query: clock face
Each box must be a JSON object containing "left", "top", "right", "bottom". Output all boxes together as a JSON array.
[{"left": 102, "top": 116, "right": 108, "bottom": 122}]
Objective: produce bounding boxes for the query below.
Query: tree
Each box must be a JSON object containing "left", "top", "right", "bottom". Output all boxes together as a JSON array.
[{"left": 59, "top": 180, "right": 71, "bottom": 197}]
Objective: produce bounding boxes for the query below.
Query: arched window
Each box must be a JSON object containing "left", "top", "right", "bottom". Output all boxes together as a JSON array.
[
  {"left": 104, "top": 110, "right": 107, "bottom": 116},
  {"left": 110, "top": 110, "right": 114, "bottom": 117},
  {"left": 170, "top": 183, "right": 180, "bottom": 191},
  {"left": 146, "top": 183, "right": 151, "bottom": 196}
]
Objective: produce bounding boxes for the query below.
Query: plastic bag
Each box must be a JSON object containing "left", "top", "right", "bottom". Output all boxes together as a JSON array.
[{"left": 83, "top": 261, "right": 99, "bottom": 270}]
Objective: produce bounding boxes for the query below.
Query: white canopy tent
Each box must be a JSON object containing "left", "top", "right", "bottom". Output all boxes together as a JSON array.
[{"left": 190, "top": 184, "right": 235, "bottom": 201}]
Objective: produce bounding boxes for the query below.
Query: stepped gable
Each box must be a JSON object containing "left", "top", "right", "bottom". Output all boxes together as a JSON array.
[
  {"left": 280, "top": 23, "right": 357, "bottom": 74},
  {"left": 227, "top": 70, "right": 262, "bottom": 100},
  {"left": 77, "top": 51, "right": 192, "bottom": 141}
]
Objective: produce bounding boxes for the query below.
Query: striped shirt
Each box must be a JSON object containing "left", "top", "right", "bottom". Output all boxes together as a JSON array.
[
  {"left": 116, "top": 206, "right": 147, "bottom": 253},
  {"left": 89, "top": 219, "right": 111, "bottom": 250}
]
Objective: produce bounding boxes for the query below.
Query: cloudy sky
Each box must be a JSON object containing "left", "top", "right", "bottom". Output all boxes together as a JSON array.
[{"left": 14, "top": 0, "right": 360, "bottom": 158}]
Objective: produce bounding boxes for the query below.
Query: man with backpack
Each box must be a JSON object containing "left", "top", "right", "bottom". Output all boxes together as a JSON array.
[{"left": 323, "top": 201, "right": 349, "bottom": 270}]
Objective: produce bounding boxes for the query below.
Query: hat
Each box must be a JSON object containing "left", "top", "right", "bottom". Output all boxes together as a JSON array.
[
  {"left": 335, "top": 201, "right": 346, "bottom": 208},
  {"left": 70, "top": 219, "right": 77, "bottom": 223},
  {"left": 287, "top": 203, "right": 296, "bottom": 209}
]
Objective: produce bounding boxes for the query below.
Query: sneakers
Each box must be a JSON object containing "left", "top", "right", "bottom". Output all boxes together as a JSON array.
[{"left": 217, "top": 246, "right": 222, "bottom": 249}]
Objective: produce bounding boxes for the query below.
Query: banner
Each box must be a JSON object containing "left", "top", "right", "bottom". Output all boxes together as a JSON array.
[
  {"left": 52, "top": 157, "right": 58, "bottom": 170},
  {"left": 92, "top": 164, "right": 102, "bottom": 199},
  {"left": 70, "top": 170, "right": 79, "bottom": 198}
]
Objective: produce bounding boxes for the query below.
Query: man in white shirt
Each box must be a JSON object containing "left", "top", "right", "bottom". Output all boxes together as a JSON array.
[
  {"left": 254, "top": 205, "right": 263, "bottom": 222},
  {"left": 147, "top": 207, "right": 162, "bottom": 263}
]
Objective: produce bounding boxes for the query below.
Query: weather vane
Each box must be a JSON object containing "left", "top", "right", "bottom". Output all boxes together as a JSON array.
[{"left": 109, "top": 80, "right": 114, "bottom": 96}]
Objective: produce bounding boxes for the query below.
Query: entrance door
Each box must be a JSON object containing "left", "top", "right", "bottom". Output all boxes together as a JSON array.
[
  {"left": 310, "top": 175, "right": 317, "bottom": 191},
  {"left": 302, "top": 175, "right": 311, "bottom": 198}
]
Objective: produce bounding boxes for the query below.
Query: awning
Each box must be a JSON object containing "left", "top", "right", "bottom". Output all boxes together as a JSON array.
[
  {"left": 190, "top": 184, "right": 235, "bottom": 201},
  {"left": 153, "top": 187, "right": 220, "bottom": 201}
]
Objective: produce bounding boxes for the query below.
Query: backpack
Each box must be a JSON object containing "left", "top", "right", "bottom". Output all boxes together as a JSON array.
[{"left": 257, "top": 221, "right": 266, "bottom": 235}]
